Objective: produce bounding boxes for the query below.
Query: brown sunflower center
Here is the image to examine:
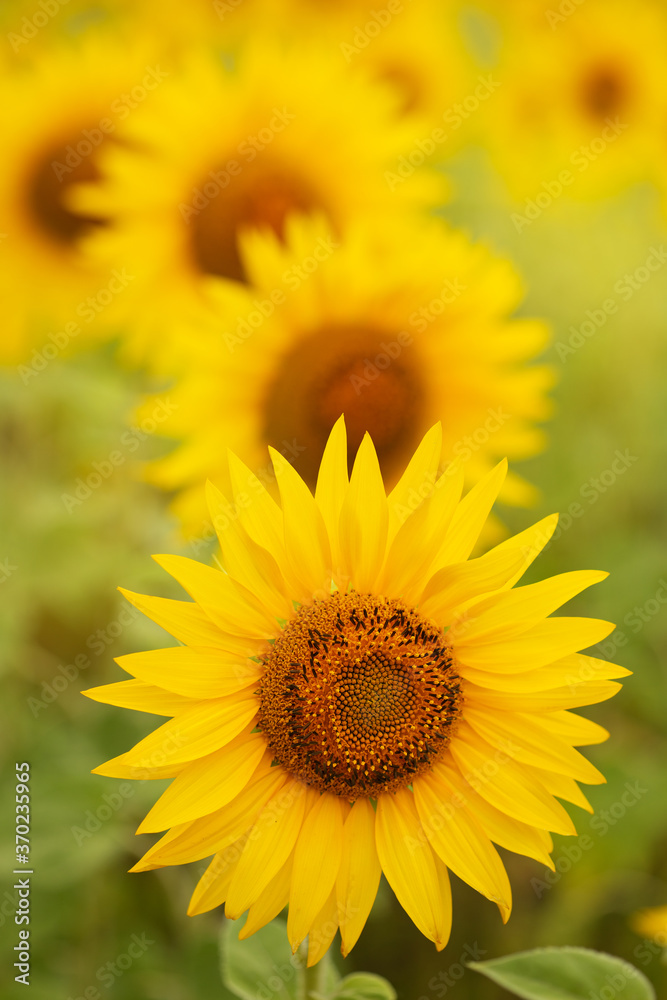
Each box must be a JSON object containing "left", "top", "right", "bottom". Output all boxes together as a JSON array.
[
  {"left": 27, "top": 133, "right": 107, "bottom": 245},
  {"left": 580, "top": 64, "right": 627, "bottom": 119},
  {"left": 257, "top": 592, "right": 462, "bottom": 799},
  {"left": 262, "top": 324, "right": 425, "bottom": 486},
  {"left": 190, "top": 162, "right": 323, "bottom": 283}
]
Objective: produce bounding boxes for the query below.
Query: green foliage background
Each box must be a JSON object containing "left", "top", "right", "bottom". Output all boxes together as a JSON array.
[{"left": 1, "top": 4, "right": 667, "bottom": 997}]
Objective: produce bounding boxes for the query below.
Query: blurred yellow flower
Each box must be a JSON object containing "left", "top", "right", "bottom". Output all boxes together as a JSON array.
[
  {"left": 481, "top": 0, "right": 667, "bottom": 201},
  {"left": 0, "top": 34, "right": 161, "bottom": 366},
  {"left": 70, "top": 37, "right": 445, "bottom": 362},
  {"left": 136, "top": 214, "right": 553, "bottom": 535},
  {"left": 632, "top": 906, "right": 667, "bottom": 949},
  {"left": 85, "top": 421, "right": 627, "bottom": 963}
]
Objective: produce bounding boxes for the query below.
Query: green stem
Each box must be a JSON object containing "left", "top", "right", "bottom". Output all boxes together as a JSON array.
[{"left": 296, "top": 942, "right": 326, "bottom": 999}]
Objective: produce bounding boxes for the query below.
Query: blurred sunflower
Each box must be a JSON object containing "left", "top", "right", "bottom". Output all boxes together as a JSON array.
[
  {"left": 0, "top": 34, "right": 160, "bottom": 365},
  {"left": 71, "top": 38, "right": 445, "bottom": 362},
  {"left": 85, "top": 421, "right": 627, "bottom": 964},
  {"left": 482, "top": 0, "right": 667, "bottom": 200},
  {"left": 632, "top": 906, "right": 667, "bottom": 948},
  {"left": 137, "top": 215, "right": 553, "bottom": 534}
]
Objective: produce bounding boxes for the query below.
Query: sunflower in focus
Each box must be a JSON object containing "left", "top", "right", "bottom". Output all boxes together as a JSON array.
[
  {"left": 0, "top": 34, "right": 160, "bottom": 365},
  {"left": 85, "top": 421, "right": 627, "bottom": 964},
  {"left": 481, "top": 0, "right": 667, "bottom": 200},
  {"left": 70, "top": 37, "right": 445, "bottom": 363},
  {"left": 138, "top": 215, "right": 553, "bottom": 534}
]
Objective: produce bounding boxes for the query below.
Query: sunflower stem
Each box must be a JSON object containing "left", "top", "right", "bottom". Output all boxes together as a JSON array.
[{"left": 296, "top": 941, "right": 324, "bottom": 999}]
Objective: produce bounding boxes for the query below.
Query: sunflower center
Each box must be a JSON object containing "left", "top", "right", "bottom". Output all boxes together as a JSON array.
[
  {"left": 27, "top": 135, "right": 107, "bottom": 245},
  {"left": 262, "top": 324, "right": 425, "bottom": 486},
  {"left": 190, "top": 162, "right": 323, "bottom": 283},
  {"left": 580, "top": 65, "right": 626, "bottom": 119},
  {"left": 257, "top": 592, "right": 462, "bottom": 799}
]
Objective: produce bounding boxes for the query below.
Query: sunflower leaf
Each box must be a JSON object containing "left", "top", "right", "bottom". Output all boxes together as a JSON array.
[
  {"left": 468, "top": 947, "right": 655, "bottom": 1000},
  {"left": 325, "top": 972, "right": 397, "bottom": 1000},
  {"left": 220, "top": 916, "right": 302, "bottom": 1000}
]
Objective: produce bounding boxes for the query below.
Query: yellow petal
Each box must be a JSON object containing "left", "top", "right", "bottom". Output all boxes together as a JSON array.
[
  {"left": 307, "top": 886, "right": 339, "bottom": 967},
  {"left": 188, "top": 836, "right": 247, "bottom": 916},
  {"left": 485, "top": 513, "right": 559, "bottom": 588},
  {"left": 315, "top": 415, "right": 349, "bottom": 575},
  {"left": 207, "top": 480, "right": 292, "bottom": 619},
  {"left": 528, "top": 767, "right": 594, "bottom": 813},
  {"left": 455, "top": 571, "right": 609, "bottom": 645},
  {"left": 414, "top": 770, "right": 512, "bottom": 921},
  {"left": 82, "top": 679, "right": 197, "bottom": 716},
  {"left": 270, "top": 448, "right": 333, "bottom": 599},
  {"left": 114, "top": 647, "right": 262, "bottom": 699},
  {"left": 455, "top": 618, "right": 616, "bottom": 672},
  {"left": 386, "top": 423, "right": 442, "bottom": 545},
  {"left": 131, "top": 768, "right": 287, "bottom": 871},
  {"left": 375, "top": 789, "right": 451, "bottom": 949},
  {"left": 239, "top": 854, "right": 293, "bottom": 940},
  {"left": 436, "top": 459, "right": 507, "bottom": 566},
  {"left": 339, "top": 434, "right": 388, "bottom": 593},
  {"left": 226, "top": 450, "right": 287, "bottom": 567},
  {"left": 97, "top": 695, "right": 258, "bottom": 773},
  {"left": 459, "top": 652, "right": 630, "bottom": 693},
  {"left": 136, "top": 735, "right": 269, "bottom": 832},
  {"left": 449, "top": 723, "right": 577, "bottom": 835},
  {"left": 538, "top": 710, "right": 610, "bottom": 746},
  {"left": 419, "top": 545, "right": 527, "bottom": 624},
  {"left": 288, "top": 794, "right": 345, "bottom": 951},
  {"left": 465, "top": 678, "right": 623, "bottom": 712},
  {"left": 153, "top": 554, "right": 277, "bottom": 638},
  {"left": 337, "top": 798, "right": 382, "bottom": 958},
  {"left": 225, "top": 779, "right": 308, "bottom": 918},
  {"left": 377, "top": 461, "right": 463, "bottom": 603},
  {"left": 118, "top": 589, "right": 240, "bottom": 649},
  {"left": 464, "top": 706, "right": 605, "bottom": 784},
  {"left": 435, "top": 758, "right": 555, "bottom": 868}
]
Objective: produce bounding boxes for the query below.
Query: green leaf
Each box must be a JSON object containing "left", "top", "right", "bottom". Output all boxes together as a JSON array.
[
  {"left": 220, "top": 916, "right": 303, "bottom": 1000},
  {"left": 325, "top": 972, "right": 397, "bottom": 1000},
  {"left": 469, "top": 947, "right": 656, "bottom": 1000}
]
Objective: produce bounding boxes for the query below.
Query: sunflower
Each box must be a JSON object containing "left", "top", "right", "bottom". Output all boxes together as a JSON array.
[
  {"left": 0, "top": 32, "right": 161, "bottom": 365},
  {"left": 70, "top": 36, "right": 445, "bottom": 364},
  {"left": 85, "top": 420, "right": 627, "bottom": 964},
  {"left": 137, "top": 214, "right": 553, "bottom": 535},
  {"left": 480, "top": 0, "right": 667, "bottom": 200}
]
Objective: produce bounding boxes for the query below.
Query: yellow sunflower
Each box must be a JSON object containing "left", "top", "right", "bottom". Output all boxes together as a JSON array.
[
  {"left": 70, "top": 36, "right": 445, "bottom": 363},
  {"left": 0, "top": 32, "right": 161, "bottom": 366},
  {"left": 85, "top": 420, "right": 627, "bottom": 964},
  {"left": 480, "top": 0, "right": 667, "bottom": 201},
  {"left": 137, "top": 214, "right": 553, "bottom": 535}
]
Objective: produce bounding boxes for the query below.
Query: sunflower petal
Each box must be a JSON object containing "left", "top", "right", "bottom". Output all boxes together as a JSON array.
[
  {"left": 337, "top": 797, "right": 382, "bottom": 957},
  {"left": 414, "top": 770, "right": 512, "bottom": 921},
  {"left": 114, "top": 646, "right": 262, "bottom": 699},
  {"left": 375, "top": 789, "right": 451, "bottom": 949},
  {"left": 225, "top": 779, "right": 308, "bottom": 918},
  {"left": 82, "top": 679, "right": 197, "bottom": 716},
  {"left": 340, "top": 433, "right": 389, "bottom": 592},
  {"left": 239, "top": 854, "right": 294, "bottom": 940},
  {"left": 436, "top": 459, "right": 508, "bottom": 566},
  {"left": 455, "top": 617, "right": 616, "bottom": 672},
  {"left": 386, "top": 423, "right": 443, "bottom": 544},
  {"left": 288, "top": 794, "right": 345, "bottom": 950}
]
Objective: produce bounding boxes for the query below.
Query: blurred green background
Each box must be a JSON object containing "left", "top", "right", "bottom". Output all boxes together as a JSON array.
[{"left": 2, "top": 2, "right": 667, "bottom": 998}]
